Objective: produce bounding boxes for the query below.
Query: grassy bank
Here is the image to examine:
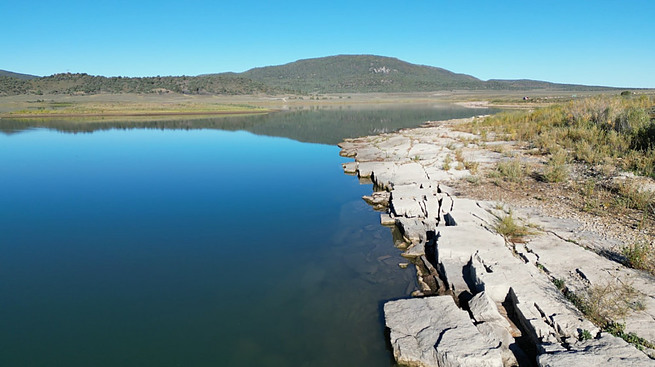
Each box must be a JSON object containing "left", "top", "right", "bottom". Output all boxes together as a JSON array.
[
  {"left": 469, "top": 94, "right": 655, "bottom": 178},
  {"left": 0, "top": 100, "right": 269, "bottom": 118},
  {"left": 457, "top": 93, "right": 655, "bottom": 271}
]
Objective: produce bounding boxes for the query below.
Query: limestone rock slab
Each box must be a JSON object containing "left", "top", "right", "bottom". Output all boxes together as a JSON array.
[
  {"left": 537, "top": 334, "right": 655, "bottom": 367},
  {"left": 384, "top": 296, "right": 503, "bottom": 367}
]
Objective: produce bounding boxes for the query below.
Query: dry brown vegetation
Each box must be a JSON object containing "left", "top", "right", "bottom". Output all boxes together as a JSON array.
[
  {"left": 452, "top": 94, "right": 655, "bottom": 272},
  {"left": 470, "top": 94, "right": 655, "bottom": 179}
]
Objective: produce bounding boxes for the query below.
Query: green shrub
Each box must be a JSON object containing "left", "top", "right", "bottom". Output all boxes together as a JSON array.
[
  {"left": 495, "top": 159, "right": 525, "bottom": 182},
  {"left": 552, "top": 278, "right": 565, "bottom": 290},
  {"left": 613, "top": 107, "right": 650, "bottom": 134},
  {"left": 579, "top": 329, "right": 593, "bottom": 341},
  {"left": 605, "top": 322, "right": 655, "bottom": 350},
  {"left": 632, "top": 121, "right": 655, "bottom": 151},
  {"left": 542, "top": 150, "right": 569, "bottom": 183},
  {"left": 495, "top": 212, "right": 533, "bottom": 242}
]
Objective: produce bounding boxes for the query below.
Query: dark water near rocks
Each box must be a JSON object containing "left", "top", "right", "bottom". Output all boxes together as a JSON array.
[{"left": 0, "top": 104, "right": 494, "bottom": 366}]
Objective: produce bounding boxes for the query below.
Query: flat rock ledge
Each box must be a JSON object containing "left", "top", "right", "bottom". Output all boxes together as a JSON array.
[
  {"left": 385, "top": 296, "right": 504, "bottom": 367},
  {"left": 339, "top": 119, "right": 655, "bottom": 367}
]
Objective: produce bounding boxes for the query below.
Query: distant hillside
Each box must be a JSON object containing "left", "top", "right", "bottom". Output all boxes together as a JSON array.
[
  {"left": 0, "top": 73, "right": 289, "bottom": 96},
  {"left": 0, "top": 70, "right": 38, "bottom": 79},
  {"left": 485, "top": 79, "right": 615, "bottom": 91},
  {"left": 239, "top": 55, "right": 484, "bottom": 93},
  {"left": 0, "top": 55, "right": 620, "bottom": 96}
]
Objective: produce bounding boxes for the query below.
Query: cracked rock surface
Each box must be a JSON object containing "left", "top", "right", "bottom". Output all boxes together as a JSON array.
[{"left": 340, "top": 118, "right": 655, "bottom": 366}]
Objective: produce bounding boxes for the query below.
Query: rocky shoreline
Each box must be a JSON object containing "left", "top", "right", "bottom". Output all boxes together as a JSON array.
[{"left": 339, "top": 118, "right": 655, "bottom": 366}]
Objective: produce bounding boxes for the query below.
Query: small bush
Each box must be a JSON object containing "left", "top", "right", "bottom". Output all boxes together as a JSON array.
[
  {"left": 542, "top": 150, "right": 569, "bottom": 183},
  {"left": 495, "top": 159, "right": 525, "bottom": 182},
  {"left": 632, "top": 121, "right": 655, "bottom": 151},
  {"left": 454, "top": 149, "right": 465, "bottom": 162},
  {"left": 464, "top": 160, "right": 479, "bottom": 174},
  {"left": 614, "top": 182, "right": 655, "bottom": 212},
  {"left": 552, "top": 278, "right": 565, "bottom": 291},
  {"left": 623, "top": 241, "right": 655, "bottom": 274},
  {"left": 443, "top": 155, "right": 452, "bottom": 170},
  {"left": 613, "top": 107, "right": 650, "bottom": 135},
  {"left": 495, "top": 212, "right": 533, "bottom": 242},
  {"left": 584, "top": 281, "right": 644, "bottom": 326},
  {"left": 579, "top": 329, "right": 593, "bottom": 341},
  {"left": 465, "top": 175, "right": 480, "bottom": 185}
]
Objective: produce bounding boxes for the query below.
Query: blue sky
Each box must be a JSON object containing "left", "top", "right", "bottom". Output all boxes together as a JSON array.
[{"left": 2, "top": 0, "right": 653, "bottom": 87}]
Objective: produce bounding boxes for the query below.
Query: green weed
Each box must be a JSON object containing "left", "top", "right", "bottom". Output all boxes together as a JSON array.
[{"left": 495, "top": 212, "right": 533, "bottom": 242}]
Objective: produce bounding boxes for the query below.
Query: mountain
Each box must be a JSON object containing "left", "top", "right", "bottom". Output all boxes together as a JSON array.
[
  {"left": 238, "top": 55, "right": 617, "bottom": 92},
  {"left": 0, "top": 70, "right": 38, "bottom": 79},
  {"left": 0, "top": 55, "right": 619, "bottom": 96},
  {"left": 239, "top": 55, "right": 484, "bottom": 93}
]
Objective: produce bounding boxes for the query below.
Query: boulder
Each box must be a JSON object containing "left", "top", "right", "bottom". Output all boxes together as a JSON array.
[{"left": 384, "top": 296, "right": 503, "bottom": 367}]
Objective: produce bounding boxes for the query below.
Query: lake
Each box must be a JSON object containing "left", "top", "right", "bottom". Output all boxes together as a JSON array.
[{"left": 0, "top": 104, "right": 495, "bottom": 366}]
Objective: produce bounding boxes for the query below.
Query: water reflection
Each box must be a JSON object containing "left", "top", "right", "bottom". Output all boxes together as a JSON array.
[
  {"left": 0, "top": 103, "right": 496, "bottom": 145},
  {"left": 0, "top": 104, "right": 494, "bottom": 366}
]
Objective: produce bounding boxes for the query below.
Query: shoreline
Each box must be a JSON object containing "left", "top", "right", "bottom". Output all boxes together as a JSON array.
[
  {"left": 339, "top": 117, "right": 655, "bottom": 366},
  {"left": 0, "top": 90, "right": 634, "bottom": 116},
  {"left": 0, "top": 109, "right": 271, "bottom": 119}
]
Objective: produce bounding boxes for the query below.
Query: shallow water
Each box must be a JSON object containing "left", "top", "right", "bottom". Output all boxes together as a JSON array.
[{"left": 0, "top": 104, "right": 493, "bottom": 366}]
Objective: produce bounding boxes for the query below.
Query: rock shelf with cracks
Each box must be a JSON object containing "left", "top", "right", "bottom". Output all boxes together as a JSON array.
[{"left": 339, "top": 118, "right": 655, "bottom": 366}]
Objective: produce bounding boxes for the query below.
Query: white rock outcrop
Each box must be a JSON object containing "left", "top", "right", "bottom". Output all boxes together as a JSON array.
[
  {"left": 340, "top": 118, "right": 655, "bottom": 366},
  {"left": 385, "top": 296, "right": 504, "bottom": 367}
]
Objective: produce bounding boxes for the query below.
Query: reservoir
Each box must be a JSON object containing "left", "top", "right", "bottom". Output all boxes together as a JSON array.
[{"left": 0, "top": 104, "right": 494, "bottom": 366}]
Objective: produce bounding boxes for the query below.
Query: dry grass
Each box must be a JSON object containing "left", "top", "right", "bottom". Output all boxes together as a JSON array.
[
  {"left": 468, "top": 94, "right": 655, "bottom": 179},
  {"left": 3, "top": 101, "right": 267, "bottom": 117},
  {"left": 542, "top": 149, "right": 569, "bottom": 183},
  {"left": 623, "top": 241, "right": 655, "bottom": 274},
  {"left": 494, "top": 212, "right": 534, "bottom": 242},
  {"left": 492, "top": 159, "right": 525, "bottom": 183}
]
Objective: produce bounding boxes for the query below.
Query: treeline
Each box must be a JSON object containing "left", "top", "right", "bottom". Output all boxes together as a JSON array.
[{"left": 0, "top": 73, "right": 292, "bottom": 96}]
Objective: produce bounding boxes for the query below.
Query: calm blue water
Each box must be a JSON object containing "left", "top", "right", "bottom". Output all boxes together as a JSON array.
[{"left": 0, "top": 106, "right": 491, "bottom": 366}]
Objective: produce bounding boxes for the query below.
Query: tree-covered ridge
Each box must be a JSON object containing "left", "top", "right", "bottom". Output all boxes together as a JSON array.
[
  {"left": 0, "top": 73, "right": 290, "bottom": 96},
  {"left": 0, "top": 70, "right": 37, "bottom": 79},
  {"left": 0, "top": 55, "right": 622, "bottom": 96}
]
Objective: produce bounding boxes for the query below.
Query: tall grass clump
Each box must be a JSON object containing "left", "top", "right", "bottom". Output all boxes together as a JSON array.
[
  {"left": 473, "top": 95, "right": 655, "bottom": 173},
  {"left": 468, "top": 94, "right": 655, "bottom": 202},
  {"left": 494, "top": 158, "right": 525, "bottom": 182},
  {"left": 623, "top": 240, "right": 655, "bottom": 274},
  {"left": 542, "top": 149, "right": 569, "bottom": 183},
  {"left": 495, "top": 212, "right": 533, "bottom": 242}
]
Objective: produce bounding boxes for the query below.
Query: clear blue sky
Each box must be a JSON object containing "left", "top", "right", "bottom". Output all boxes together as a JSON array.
[{"left": 2, "top": 0, "right": 653, "bottom": 88}]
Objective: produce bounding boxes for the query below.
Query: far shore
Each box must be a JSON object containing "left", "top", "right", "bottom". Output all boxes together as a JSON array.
[
  {"left": 1, "top": 89, "right": 652, "bottom": 119},
  {"left": 2, "top": 109, "right": 271, "bottom": 119}
]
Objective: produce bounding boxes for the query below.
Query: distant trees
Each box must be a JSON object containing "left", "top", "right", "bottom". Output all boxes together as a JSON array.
[{"left": 0, "top": 73, "right": 287, "bottom": 96}]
